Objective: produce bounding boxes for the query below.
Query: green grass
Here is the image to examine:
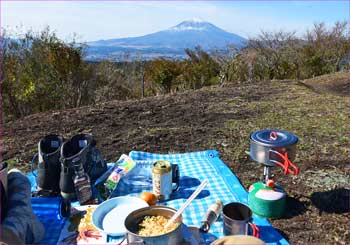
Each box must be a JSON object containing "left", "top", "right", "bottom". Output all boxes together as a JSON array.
[
  {"left": 302, "top": 71, "right": 350, "bottom": 96},
  {"left": 222, "top": 82, "right": 349, "bottom": 168}
]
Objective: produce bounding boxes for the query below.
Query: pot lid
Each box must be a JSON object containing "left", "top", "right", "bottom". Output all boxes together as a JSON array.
[{"left": 250, "top": 129, "right": 298, "bottom": 147}]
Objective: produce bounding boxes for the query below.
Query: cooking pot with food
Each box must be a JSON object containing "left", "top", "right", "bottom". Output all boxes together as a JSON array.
[
  {"left": 249, "top": 129, "right": 298, "bottom": 173},
  {"left": 124, "top": 206, "right": 183, "bottom": 245}
]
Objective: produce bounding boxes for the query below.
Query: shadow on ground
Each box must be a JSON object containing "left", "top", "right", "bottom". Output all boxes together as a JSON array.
[
  {"left": 282, "top": 196, "right": 308, "bottom": 219},
  {"left": 275, "top": 228, "right": 290, "bottom": 242},
  {"left": 311, "top": 188, "right": 350, "bottom": 214}
]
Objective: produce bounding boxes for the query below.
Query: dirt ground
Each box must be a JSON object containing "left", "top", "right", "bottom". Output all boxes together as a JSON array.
[
  {"left": 302, "top": 72, "right": 350, "bottom": 96},
  {"left": 2, "top": 79, "right": 350, "bottom": 244}
]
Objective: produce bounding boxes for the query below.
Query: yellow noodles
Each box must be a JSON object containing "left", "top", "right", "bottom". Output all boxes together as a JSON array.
[{"left": 138, "top": 215, "right": 180, "bottom": 236}]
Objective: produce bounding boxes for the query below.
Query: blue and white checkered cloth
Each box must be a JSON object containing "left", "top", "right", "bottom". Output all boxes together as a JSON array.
[
  {"left": 115, "top": 150, "right": 289, "bottom": 245},
  {"left": 28, "top": 150, "right": 289, "bottom": 245}
]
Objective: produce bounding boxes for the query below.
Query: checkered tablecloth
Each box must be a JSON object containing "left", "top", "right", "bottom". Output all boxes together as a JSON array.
[
  {"left": 113, "top": 150, "right": 289, "bottom": 245},
  {"left": 29, "top": 150, "right": 289, "bottom": 245}
]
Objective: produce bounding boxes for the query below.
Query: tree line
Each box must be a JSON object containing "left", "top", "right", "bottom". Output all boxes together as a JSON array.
[{"left": 1, "top": 21, "right": 349, "bottom": 120}]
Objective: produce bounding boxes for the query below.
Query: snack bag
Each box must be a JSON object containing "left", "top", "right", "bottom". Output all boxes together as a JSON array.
[{"left": 104, "top": 154, "right": 136, "bottom": 197}]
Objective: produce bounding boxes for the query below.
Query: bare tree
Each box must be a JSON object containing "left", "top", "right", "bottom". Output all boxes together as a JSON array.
[
  {"left": 303, "top": 21, "right": 350, "bottom": 76},
  {"left": 248, "top": 30, "right": 300, "bottom": 80},
  {"left": 212, "top": 45, "right": 239, "bottom": 85}
]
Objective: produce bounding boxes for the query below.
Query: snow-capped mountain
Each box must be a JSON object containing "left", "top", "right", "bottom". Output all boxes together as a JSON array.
[
  {"left": 170, "top": 18, "right": 215, "bottom": 31},
  {"left": 86, "top": 19, "right": 246, "bottom": 60}
]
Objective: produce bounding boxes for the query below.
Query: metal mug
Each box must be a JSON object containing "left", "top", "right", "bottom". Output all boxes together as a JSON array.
[
  {"left": 0, "top": 162, "right": 8, "bottom": 222},
  {"left": 222, "top": 202, "right": 260, "bottom": 238}
]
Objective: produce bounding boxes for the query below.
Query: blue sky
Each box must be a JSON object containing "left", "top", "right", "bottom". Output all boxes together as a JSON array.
[{"left": 2, "top": 1, "right": 349, "bottom": 42}]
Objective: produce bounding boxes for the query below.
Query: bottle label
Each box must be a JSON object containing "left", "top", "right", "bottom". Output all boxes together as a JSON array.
[
  {"left": 152, "top": 171, "right": 172, "bottom": 200},
  {"left": 75, "top": 179, "right": 92, "bottom": 204}
]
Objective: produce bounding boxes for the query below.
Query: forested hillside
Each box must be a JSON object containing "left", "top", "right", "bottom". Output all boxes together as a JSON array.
[{"left": 2, "top": 21, "right": 349, "bottom": 120}]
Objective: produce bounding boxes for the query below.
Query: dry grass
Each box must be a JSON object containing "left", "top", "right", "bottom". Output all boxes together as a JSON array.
[
  {"left": 301, "top": 72, "right": 350, "bottom": 96},
  {"left": 2, "top": 75, "right": 350, "bottom": 243}
]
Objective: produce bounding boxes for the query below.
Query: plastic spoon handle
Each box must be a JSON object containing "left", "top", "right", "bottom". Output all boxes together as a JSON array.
[{"left": 165, "top": 179, "right": 208, "bottom": 229}]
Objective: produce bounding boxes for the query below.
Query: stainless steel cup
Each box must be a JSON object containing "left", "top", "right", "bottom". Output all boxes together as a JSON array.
[{"left": 222, "top": 202, "right": 260, "bottom": 238}]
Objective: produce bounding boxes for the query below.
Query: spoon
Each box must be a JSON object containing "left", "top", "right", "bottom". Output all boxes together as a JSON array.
[{"left": 165, "top": 179, "right": 208, "bottom": 229}]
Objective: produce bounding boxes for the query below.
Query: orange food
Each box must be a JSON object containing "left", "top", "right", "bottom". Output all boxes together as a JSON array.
[{"left": 140, "top": 192, "right": 157, "bottom": 205}]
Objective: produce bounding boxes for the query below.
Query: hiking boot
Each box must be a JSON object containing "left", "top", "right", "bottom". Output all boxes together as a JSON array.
[
  {"left": 86, "top": 143, "right": 107, "bottom": 183},
  {"left": 37, "top": 135, "right": 63, "bottom": 194},
  {"left": 60, "top": 134, "right": 107, "bottom": 199}
]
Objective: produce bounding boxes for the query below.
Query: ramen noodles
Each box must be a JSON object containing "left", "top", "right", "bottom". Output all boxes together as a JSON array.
[{"left": 138, "top": 215, "right": 180, "bottom": 236}]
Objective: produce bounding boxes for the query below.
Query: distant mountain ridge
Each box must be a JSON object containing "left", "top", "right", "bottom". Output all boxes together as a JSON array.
[{"left": 86, "top": 19, "right": 247, "bottom": 61}]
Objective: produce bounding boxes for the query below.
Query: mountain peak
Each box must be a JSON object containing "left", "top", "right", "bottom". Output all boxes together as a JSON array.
[
  {"left": 170, "top": 18, "right": 216, "bottom": 32},
  {"left": 86, "top": 19, "right": 247, "bottom": 61},
  {"left": 189, "top": 17, "right": 205, "bottom": 23}
]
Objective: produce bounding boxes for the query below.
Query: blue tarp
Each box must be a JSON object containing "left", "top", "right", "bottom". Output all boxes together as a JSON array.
[{"left": 28, "top": 150, "right": 289, "bottom": 245}]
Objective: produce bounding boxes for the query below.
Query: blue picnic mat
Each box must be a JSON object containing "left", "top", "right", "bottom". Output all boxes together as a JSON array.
[
  {"left": 28, "top": 150, "right": 289, "bottom": 245},
  {"left": 120, "top": 150, "right": 289, "bottom": 245},
  {"left": 27, "top": 177, "right": 68, "bottom": 244}
]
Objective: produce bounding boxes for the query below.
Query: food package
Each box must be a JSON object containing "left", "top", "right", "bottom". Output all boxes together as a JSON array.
[{"left": 104, "top": 154, "right": 136, "bottom": 197}]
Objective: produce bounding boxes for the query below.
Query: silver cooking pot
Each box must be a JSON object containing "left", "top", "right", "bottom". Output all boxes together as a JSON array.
[
  {"left": 249, "top": 129, "right": 298, "bottom": 169},
  {"left": 124, "top": 205, "right": 183, "bottom": 245}
]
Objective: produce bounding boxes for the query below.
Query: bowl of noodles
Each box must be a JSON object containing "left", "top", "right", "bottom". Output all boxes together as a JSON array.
[{"left": 124, "top": 206, "right": 183, "bottom": 245}]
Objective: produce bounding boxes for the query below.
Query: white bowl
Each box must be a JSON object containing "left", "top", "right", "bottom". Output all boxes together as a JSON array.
[{"left": 92, "top": 196, "right": 148, "bottom": 236}]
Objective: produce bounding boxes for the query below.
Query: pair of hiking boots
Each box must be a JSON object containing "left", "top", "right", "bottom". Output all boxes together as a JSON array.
[{"left": 35, "top": 134, "right": 107, "bottom": 199}]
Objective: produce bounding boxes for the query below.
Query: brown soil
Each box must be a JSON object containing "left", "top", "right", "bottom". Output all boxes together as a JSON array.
[{"left": 2, "top": 79, "right": 350, "bottom": 244}]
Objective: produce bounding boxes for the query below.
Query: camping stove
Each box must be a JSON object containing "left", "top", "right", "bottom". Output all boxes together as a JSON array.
[{"left": 247, "top": 129, "right": 299, "bottom": 218}]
